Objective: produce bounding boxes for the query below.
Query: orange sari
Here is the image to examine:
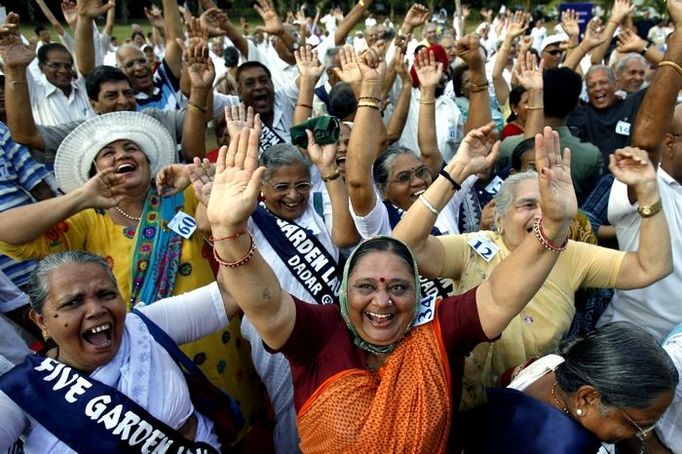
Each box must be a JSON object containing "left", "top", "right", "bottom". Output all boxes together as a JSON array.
[{"left": 297, "top": 314, "right": 451, "bottom": 453}]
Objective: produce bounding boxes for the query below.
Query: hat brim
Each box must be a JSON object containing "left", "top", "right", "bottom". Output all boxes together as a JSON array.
[{"left": 55, "top": 111, "right": 176, "bottom": 194}]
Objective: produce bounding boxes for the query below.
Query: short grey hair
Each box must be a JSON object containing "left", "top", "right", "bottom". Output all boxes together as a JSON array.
[
  {"left": 586, "top": 64, "right": 617, "bottom": 84},
  {"left": 494, "top": 171, "right": 537, "bottom": 219},
  {"left": 259, "top": 144, "right": 311, "bottom": 181},
  {"left": 27, "top": 251, "right": 118, "bottom": 314},
  {"left": 615, "top": 53, "right": 647, "bottom": 74},
  {"left": 372, "top": 145, "right": 416, "bottom": 194},
  {"left": 556, "top": 322, "right": 679, "bottom": 410}
]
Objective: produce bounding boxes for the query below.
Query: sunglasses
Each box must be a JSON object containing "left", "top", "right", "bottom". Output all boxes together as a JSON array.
[
  {"left": 545, "top": 49, "right": 565, "bottom": 56},
  {"left": 266, "top": 181, "right": 313, "bottom": 194},
  {"left": 392, "top": 166, "right": 431, "bottom": 184}
]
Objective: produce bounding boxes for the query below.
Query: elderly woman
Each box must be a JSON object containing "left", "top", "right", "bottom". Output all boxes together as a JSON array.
[
  {"left": 467, "top": 322, "right": 678, "bottom": 453},
  {"left": 0, "top": 251, "right": 241, "bottom": 452},
  {"left": 393, "top": 142, "right": 672, "bottom": 410},
  {"left": 203, "top": 103, "right": 576, "bottom": 451},
  {"left": 0, "top": 112, "right": 261, "bottom": 433}
]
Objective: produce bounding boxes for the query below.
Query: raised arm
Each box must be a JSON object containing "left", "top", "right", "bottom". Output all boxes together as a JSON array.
[
  {"left": 293, "top": 46, "right": 325, "bottom": 125},
  {"left": 456, "top": 33, "right": 492, "bottom": 132},
  {"left": 385, "top": 50, "right": 412, "bottom": 145},
  {"left": 0, "top": 169, "right": 126, "bottom": 244},
  {"left": 207, "top": 119, "right": 296, "bottom": 350},
  {"left": 492, "top": 11, "right": 527, "bottom": 106},
  {"left": 609, "top": 147, "right": 672, "bottom": 288},
  {"left": 199, "top": 6, "right": 248, "bottom": 60},
  {"left": 35, "top": 0, "right": 66, "bottom": 36},
  {"left": 591, "top": 0, "right": 634, "bottom": 65},
  {"left": 392, "top": 123, "right": 499, "bottom": 279},
  {"left": 563, "top": 16, "right": 607, "bottom": 72},
  {"left": 75, "top": 0, "right": 114, "bottom": 76},
  {"left": 0, "top": 14, "right": 44, "bottom": 151},
  {"left": 254, "top": 0, "right": 297, "bottom": 54},
  {"left": 514, "top": 51, "right": 544, "bottom": 139},
  {"left": 103, "top": 1, "right": 115, "bottom": 36},
  {"left": 161, "top": 0, "right": 184, "bottom": 79},
  {"left": 616, "top": 29, "right": 664, "bottom": 66},
  {"left": 397, "top": 4, "right": 430, "bottom": 39},
  {"left": 334, "top": 0, "right": 375, "bottom": 46},
  {"left": 181, "top": 38, "right": 214, "bottom": 161},
  {"left": 345, "top": 48, "right": 387, "bottom": 216},
  {"left": 630, "top": 0, "right": 682, "bottom": 163},
  {"left": 306, "top": 131, "right": 361, "bottom": 248},
  {"left": 476, "top": 127, "right": 576, "bottom": 339},
  {"left": 414, "top": 48, "right": 445, "bottom": 176},
  {"left": 559, "top": 9, "right": 581, "bottom": 63}
]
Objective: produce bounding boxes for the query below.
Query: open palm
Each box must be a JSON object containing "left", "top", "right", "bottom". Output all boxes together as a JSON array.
[
  {"left": 535, "top": 127, "right": 577, "bottom": 224},
  {"left": 453, "top": 123, "right": 499, "bottom": 177},
  {"left": 608, "top": 147, "right": 657, "bottom": 187}
]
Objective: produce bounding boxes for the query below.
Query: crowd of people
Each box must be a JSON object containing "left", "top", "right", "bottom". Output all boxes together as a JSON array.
[{"left": 0, "top": 0, "right": 680, "bottom": 452}]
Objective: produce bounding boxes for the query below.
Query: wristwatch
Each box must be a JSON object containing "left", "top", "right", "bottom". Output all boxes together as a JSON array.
[{"left": 638, "top": 198, "right": 662, "bottom": 218}]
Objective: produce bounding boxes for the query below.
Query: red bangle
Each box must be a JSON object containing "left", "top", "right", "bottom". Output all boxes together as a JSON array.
[
  {"left": 533, "top": 218, "right": 568, "bottom": 252},
  {"left": 213, "top": 232, "right": 257, "bottom": 268},
  {"left": 209, "top": 230, "right": 247, "bottom": 244}
]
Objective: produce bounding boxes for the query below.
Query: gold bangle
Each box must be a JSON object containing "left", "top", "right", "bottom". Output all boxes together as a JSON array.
[
  {"left": 188, "top": 102, "right": 207, "bottom": 113},
  {"left": 658, "top": 61, "right": 682, "bottom": 78},
  {"left": 418, "top": 194, "right": 440, "bottom": 216},
  {"left": 500, "top": 46, "right": 511, "bottom": 52},
  {"left": 420, "top": 99, "right": 436, "bottom": 105},
  {"left": 357, "top": 100, "right": 381, "bottom": 110},
  {"left": 296, "top": 103, "right": 313, "bottom": 109},
  {"left": 359, "top": 0, "right": 366, "bottom": 7},
  {"left": 567, "top": 43, "right": 579, "bottom": 49},
  {"left": 526, "top": 105, "right": 544, "bottom": 110},
  {"left": 321, "top": 167, "right": 341, "bottom": 182},
  {"left": 9, "top": 80, "right": 28, "bottom": 88},
  {"left": 470, "top": 82, "right": 489, "bottom": 93}
]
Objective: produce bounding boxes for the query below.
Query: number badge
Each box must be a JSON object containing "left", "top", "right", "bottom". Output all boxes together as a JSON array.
[{"left": 167, "top": 211, "right": 197, "bottom": 239}]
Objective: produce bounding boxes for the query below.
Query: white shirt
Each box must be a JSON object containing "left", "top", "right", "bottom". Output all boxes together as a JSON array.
[
  {"left": 530, "top": 26, "right": 547, "bottom": 53},
  {"left": 398, "top": 87, "right": 463, "bottom": 163},
  {"left": 598, "top": 167, "right": 682, "bottom": 341},
  {"left": 27, "top": 71, "right": 95, "bottom": 126},
  {"left": 658, "top": 327, "right": 682, "bottom": 453}
]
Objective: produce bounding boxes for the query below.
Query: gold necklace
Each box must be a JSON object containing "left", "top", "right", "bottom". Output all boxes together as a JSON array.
[{"left": 551, "top": 381, "right": 570, "bottom": 415}]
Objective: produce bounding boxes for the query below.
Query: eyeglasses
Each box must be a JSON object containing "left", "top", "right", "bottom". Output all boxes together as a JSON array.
[
  {"left": 618, "top": 407, "right": 658, "bottom": 445},
  {"left": 265, "top": 181, "right": 313, "bottom": 194},
  {"left": 392, "top": 166, "right": 431, "bottom": 184},
  {"left": 545, "top": 49, "right": 565, "bottom": 56}
]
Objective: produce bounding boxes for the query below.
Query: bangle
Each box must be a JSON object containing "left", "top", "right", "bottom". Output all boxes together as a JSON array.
[
  {"left": 9, "top": 81, "right": 28, "bottom": 88},
  {"left": 608, "top": 19, "right": 620, "bottom": 27},
  {"left": 500, "top": 46, "right": 511, "bottom": 52},
  {"left": 470, "top": 82, "right": 489, "bottom": 93},
  {"left": 420, "top": 99, "right": 436, "bottom": 105},
  {"left": 658, "top": 60, "right": 682, "bottom": 78},
  {"left": 439, "top": 168, "right": 461, "bottom": 191},
  {"left": 359, "top": 96, "right": 381, "bottom": 102},
  {"left": 637, "top": 198, "right": 662, "bottom": 218},
  {"left": 209, "top": 230, "right": 248, "bottom": 244},
  {"left": 357, "top": 100, "right": 381, "bottom": 110},
  {"left": 359, "top": 0, "right": 366, "bottom": 7},
  {"left": 296, "top": 103, "right": 313, "bottom": 109},
  {"left": 418, "top": 194, "right": 441, "bottom": 216},
  {"left": 188, "top": 102, "right": 207, "bottom": 114},
  {"left": 533, "top": 218, "right": 568, "bottom": 252},
  {"left": 213, "top": 231, "right": 257, "bottom": 268},
  {"left": 321, "top": 167, "right": 341, "bottom": 182},
  {"left": 567, "top": 43, "right": 579, "bottom": 49},
  {"left": 525, "top": 105, "right": 544, "bottom": 110}
]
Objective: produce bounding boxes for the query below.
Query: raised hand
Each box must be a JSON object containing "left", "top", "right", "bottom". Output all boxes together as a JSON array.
[
  {"left": 0, "top": 13, "right": 36, "bottom": 69},
  {"left": 305, "top": 130, "right": 337, "bottom": 175},
  {"left": 414, "top": 48, "right": 443, "bottom": 89},
  {"left": 455, "top": 33, "right": 485, "bottom": 70},
  {"left": 200, "top": 7, "right": 230, "bottom": 37},
  {"left": 393, "top": 49, "right": 410, "bottom": 83},
  {"left": 189, "top": 157, "right": 216, "bottom": 206},
  {"left": 225, "top": 104, "right": 255, "bottom": 141},
  {"left": 535, "top": 126, "right": 577, "bottom": 226},
  {"left": 77, "top": 0, "right": 115, "bottom": 18},
  {"left": 608, "top": 147, "right": 657, "bottom": 189},
  {"left": 394, "top": 32, "right": 411, "bottom": 54},
  {"left": 479, "top": 199, "right": 496, "bottom": 230},
  {"left": 144, "top": 5, "right": 165, "bottom": 29},
  {"left": 79, "top": 168, "right": 128, "bottom": 209},
  {"left": 332, "top": 46, "right": 362, "bottom": 86},
  {"left": 514, "top": 51, "right": 543, "bottom": 91},
  {"left": 185, "top": 39, "right": 215, "bottom": 89},
  {"left": 295, "top": 45, "right": 324, "bottom": 81},
  {"left": 186, "top": 16, "right": 210, "bottom": 43},
  {"left": 518, "top": 35, "right": 534, "bottom": 54},
  {"left": 357, "top": 47, "right": 387, "bottom": 84},
  {"left": 402, "top": 4, "right": 429, "bottom": 29},
  {"left": 61, "top": 1, "right": 78, "bottom": 27},
  {"left": 668, "top": 0, "right": 682, "bottom": 27},
  {"left": 156, "top": 164, "right": 192, "bottom": 196},
  {"left": 254, "top": 0, "right": 284, "bottom": 36},
  {"left": 206, "top": 116, "right": 266, "bottom": 235},
  {"left": 451, "top": 122, "right": 500, "bottom": 178},
  {"left": 582, "top": 16, "right": 606, "bottom": 49},
  {"left": 616, "top": 28, "right": 647, "bottom": 54},
  {"left": 506, "top": 11, "right": 528, "bottom": 40},
  {"left": 560, "top": 9, "right": 579, "bottom": 38},
  {"left": 611, "top": 0, "right": 634, "bottom": 24}
]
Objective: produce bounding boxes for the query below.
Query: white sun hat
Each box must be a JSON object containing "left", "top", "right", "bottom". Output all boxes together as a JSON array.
[
  {"left": 54, "top": 111, "right": 176, "bottom": 193},
  {"left": 540, "top": 33, "right": 570, "bottom": 51}
]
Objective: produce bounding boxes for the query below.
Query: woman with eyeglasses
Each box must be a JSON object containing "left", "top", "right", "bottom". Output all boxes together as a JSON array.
[{"left": 464, "top": 322, "right": 678, "bottom": 453}]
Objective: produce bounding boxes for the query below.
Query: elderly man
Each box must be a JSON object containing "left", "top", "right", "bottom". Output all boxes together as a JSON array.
[
  {"left": 615, "top": 53, "right": 647, "bottom": 95},
  {"left": 568, "top": 64, "right": 647, "bottom": 166}
]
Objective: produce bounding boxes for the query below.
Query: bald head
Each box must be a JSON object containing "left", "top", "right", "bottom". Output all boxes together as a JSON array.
[
  {"left": 662, "top": 103, "right": 682, "bottom": 183},
  {"left": 115, "top": 44, "right": 153, "bottom": 93}
]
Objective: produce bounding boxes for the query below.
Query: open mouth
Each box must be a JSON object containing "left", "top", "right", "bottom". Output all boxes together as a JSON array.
[
  {"left": 410, "top": 189, "right": 426, "bottom": 200},
  {"left": 252, "top": 93, "right": 270, "bottom": 109},
  {"left": 365, "top": 311, "right": 396, "bottom": 327},
  {"left": 82, "top": 323, "right": 113, "bottom": 347},
  {"left": 116, "top": 163, "right": 136, "bottom": 174}
]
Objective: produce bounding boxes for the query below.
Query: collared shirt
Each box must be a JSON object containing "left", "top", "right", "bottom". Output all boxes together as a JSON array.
[
  {"left": 398, "top": 87, "right": 463, "bottom": 163},
  {"left": 0, "top": 122, "right": 52, "bottom": 287},
  {"left": 598, "top": 167, "right": 682, "bottom": 341},
  {"left": 135, "top": 59, "right": 182, "bottom": 112},
  {"left": 27, "top": 71, "right": 94, "bottom": 126}
]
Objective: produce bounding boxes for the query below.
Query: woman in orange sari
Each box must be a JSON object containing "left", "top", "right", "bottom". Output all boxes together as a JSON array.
[{"left": 203, "top": 104, "right": 577, "bottom": 451}]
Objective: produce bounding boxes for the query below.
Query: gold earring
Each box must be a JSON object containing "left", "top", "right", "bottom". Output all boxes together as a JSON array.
[{"left": 41, "top": 328, "right": 50, "bottom": 341}]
